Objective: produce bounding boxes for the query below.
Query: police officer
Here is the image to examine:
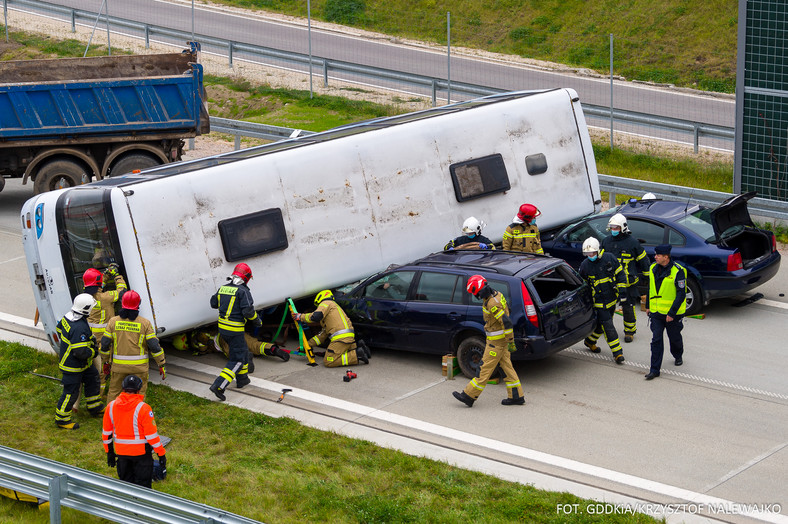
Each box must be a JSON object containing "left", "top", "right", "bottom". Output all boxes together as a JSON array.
[
  {"left": 103, "top": 375, "right": 166, "bottom": 488},
  {"left": 209, "top": 263, "right": 262, "bottom": 401},
  {"left": 55, "top": 294, "right": 104, "bottom": 429},
  {"left": 83, "top": 265, "right": 127, "bottom": 400},
  {"left": 645, "top": 244, "right": 687, "bottom": 380},
  {"left": 453, "top": 275, "right": 524, "bottom": 407},
  {"left": 444, "top": 217, "right": 495, "bottom": 251},
  {"left": 579, "top": 237, "right": 627, "bottom": 364},
  {"left": 502, "top": 203, "right": 544, "bottom": 254},
  {"left": 293, "top": 290, "right": 370, "bottom": 367},
  {"left": 601, "top": 213, "right": 649, "bottom": 342},
  {"left": 100, "top": 289, "right": 166, "bottom": 402}
]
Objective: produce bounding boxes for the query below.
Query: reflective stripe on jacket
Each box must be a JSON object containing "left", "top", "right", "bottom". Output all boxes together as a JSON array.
[
  {"left": 101, "top": 315, "right": 164, "bottom": 370},
  {"left": 211, "top": 283, "right": 259, "bottom": 333},
  {"left": 483, "top": 292, "right": 513, "bottom": 342},
  {"left": 502, "top": 223, "right": 543, "bottom": 254},
  {"left": 648, "top": 262, "right": 687, "bottom": 316},
  {"left": 103, "top": 392, "right": 165, "bottom": 457},
  {"left": 303, "top": 300, "right": 355, "bottom": 342},
  {"left": 579, "top": 250, "right": 627, "bottom": 309},
  {"left": 87, "top": 275, "right": 127, "bottom": 337},
  {"left": 56, "top": 316, "right": 96, "bottom": 372},
  {"left": 601, "top": 234, "right": 649, "bottom": 287}
]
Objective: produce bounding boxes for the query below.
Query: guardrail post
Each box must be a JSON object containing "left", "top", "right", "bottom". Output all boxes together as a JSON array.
[
  {"left": 609, "top": 191, "right": 617, "bottom": 208},
  {"left": 693, "top": 125, "right": 699, "bottom": 154},
  {"left": 144, "top": 24, "right": 150, "bottom": 48},
  {"left": 228, "top": 41, "right": 234, "bottom": 67},
  {"left": 322, "top": 60, "right": 328, "bottom": 87},
  {"left": 70, "top": 10, "right": 76, "bottom": 32},
  {"left": 431, "top": 80, "right": 437, "bottom": 107},
  {"left": 234, "top": 134, "right": 241, "bottom": 150},
  {"left": 48, "top": 474, "right": 68, "bottom": 524}
]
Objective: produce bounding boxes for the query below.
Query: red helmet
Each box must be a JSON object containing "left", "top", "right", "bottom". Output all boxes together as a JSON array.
[
  {"left": 232, "top": 263, "right": 253, "bottom": 283},
  {"left": 517, "top": 203, "right": 541, "bottom": 222},
  {"left": 121, "top": 289, "right": 141, "bottom": 310},
  {"left": 466, "top": 275, "right": 487, "bottom": 296},
  {"left": 83, "top": 268, "right": 103, "bottom": 287}
]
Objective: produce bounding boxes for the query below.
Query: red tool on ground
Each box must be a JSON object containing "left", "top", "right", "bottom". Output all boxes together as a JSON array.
[{"left": 343, "top": 370, "right": 357, "bottom": 382}]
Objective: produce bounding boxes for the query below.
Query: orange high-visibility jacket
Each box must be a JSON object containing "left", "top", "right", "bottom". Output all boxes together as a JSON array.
[{"left": 102, "top": 392, "right": 165, "bottom": 457}]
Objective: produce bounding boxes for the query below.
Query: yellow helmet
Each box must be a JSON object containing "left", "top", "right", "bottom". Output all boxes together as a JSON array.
[
  {"left": 172, "top": 333, "right": 189, "bottom": 351},
  {"left": 315, "top": 289, "right": 334, "bottom": 305}
]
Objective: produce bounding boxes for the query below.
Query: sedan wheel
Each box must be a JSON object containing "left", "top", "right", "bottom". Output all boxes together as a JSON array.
[{"left": 684, "top": 277, "right": 703, "bottom": 316}]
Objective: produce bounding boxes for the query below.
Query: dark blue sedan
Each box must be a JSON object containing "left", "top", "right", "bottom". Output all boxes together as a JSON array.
[{"left": 541, "top": 192, "right": 781, "bottom": 315}]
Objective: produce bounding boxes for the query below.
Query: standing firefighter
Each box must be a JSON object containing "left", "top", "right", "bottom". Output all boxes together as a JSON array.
[
  {"left": 452, "top": 275, "right": 524, "bottom": 407},
  {"left": 83, "top": 265, "right": 127, "bottom": 400},
  {"left": 100, "top": 290, "right": 166, "bottom": 402},
  {"left": 54, "top": 294, "right": 104, "bottom": 429},
  {"left": 502, "top": 203, "right": 544, "bottom": 254},
  {"left": 209, "top": 263, "right": 262, "bottom": 401},
  {"left": 579, "top": 237, "right": 627, "bottom": 364},
  {"left": 292, "top": 290, "right": 370, "bottom": 367},
  {"left": 103, "top": 375, "right": 166, "bottom": 488},
  {"left": 601, "top": 213, "right": 649, "bottom": 342}
]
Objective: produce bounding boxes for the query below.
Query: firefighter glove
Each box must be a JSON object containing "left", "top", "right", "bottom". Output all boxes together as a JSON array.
[
  {"left": 103, "top": 363, "right": 111, "bottom": 377},
  {"left": 107, "top": 448, "right": 116, "bottom": 468},
  {"left": 293, "top": 313, "right": 302, "bottom": 322},
  {"left": 159, "top": 366, "right": 167, "bottom": 380},
  {"left": 508, "top": 341, "right": 517, "bottom": 352},
  {"left": 159, "top": 454, "right": 166, "bottom": 470}
]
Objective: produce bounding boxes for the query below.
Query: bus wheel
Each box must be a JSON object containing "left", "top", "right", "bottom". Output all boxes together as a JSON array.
[
  {"left": 34, "top": 159, "right": 90, "bottom": 194},
  {"left": 110, "top": 153, "right": 162, "bottom": 177}
]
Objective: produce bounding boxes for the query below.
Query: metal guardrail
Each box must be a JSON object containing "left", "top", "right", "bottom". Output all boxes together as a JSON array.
[
  {"left": 0, "top": 445, "right": 263, "bottom": 524},
  {"left": 10, "top": 0, "right": 733, "bottom": 152}
]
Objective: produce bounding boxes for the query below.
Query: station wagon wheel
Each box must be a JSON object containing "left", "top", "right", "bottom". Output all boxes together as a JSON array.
[
  {"left": 456, "top": 336, "right": 485, "bottom": 379},
  {"left": 684, "top": 277, "right": 702, "bottom": 316}
]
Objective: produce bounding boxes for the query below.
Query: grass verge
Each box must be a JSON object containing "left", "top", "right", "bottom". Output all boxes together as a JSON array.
[{"left": 0, "top": 342, "right": 659, "bottom": 523}]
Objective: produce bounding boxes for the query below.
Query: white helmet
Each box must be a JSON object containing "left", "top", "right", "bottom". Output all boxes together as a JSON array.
[
  {"left": 607, "top": 213, "right": 630, "bottom": 234},
  {"left": 582, "top": 237, "right": 600, "bottom": 255},
  {"left": 71, "top": 293, "right": 96, "bottom": 317},
  {"left": 462, "top": 216, "right": 484, "bottom": 236},
  {"left": 642, "top": 192, "right": 656, "bottom": 200}
]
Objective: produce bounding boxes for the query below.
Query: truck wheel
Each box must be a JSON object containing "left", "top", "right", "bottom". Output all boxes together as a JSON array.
[
  {"left": 456, "top": 335, "right": 486, "bottom": 379},
  {"left": 684, "top": 277, "right": 703, "bottom": 316},
  {"left": 34, "top": 159, "right": 90, "bottom": 194},
  {"left": 110, "top": 153, "right": 162, "bottom": 177}
]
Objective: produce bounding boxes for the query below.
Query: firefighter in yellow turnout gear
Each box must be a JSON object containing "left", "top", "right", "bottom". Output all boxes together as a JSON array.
[
  {"left": 100, "top": 290, "right": 166, "bottom": 402},
  {"left": 453, "top": 275, "right": 524, "bottom": 407},
  {"left": 293, "top": 290, "right": 370, "bottom": 367},
  {"left": 502, "top": 203, "right": 544, "bottom": 254}
]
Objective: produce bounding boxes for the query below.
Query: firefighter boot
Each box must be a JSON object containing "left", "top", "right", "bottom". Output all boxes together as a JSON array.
[
  {"left": 209, "top": 381, "right": 226, "bottom": 401},
  {"left": 88, "top": 404, "right": 105, "bottom": 417},
  {"left": 584, "top": 338, "right": 601, "bottom": 353},
  {"left": 247, "top": 352, "right": 255, "bottom": 374},
  {"left": 502, "top": 390, "right": 525, "bottom": 406},
  {"left": 613, "top": 350, "right": 625, "bottom": 365},
  {"left": 357, "top": 347, "right": 369, "bottom": 365},
  {"left": 56, "top": 421, "right": 80, "bottom": 430},
  {"left": 272, "top": 345, "right": 290, "bottom": 362},
  {"left": 452, "top": 391, "right": 475, "bottom": 407},
  {"left": 236, "top": 373, "right": 251, "bottom": 389},
  {"left": 624, "top": 333, "right": 634, "bottom": 343},
  {"left": 358, "top": 339, "right": 372, "bottom": 359}
]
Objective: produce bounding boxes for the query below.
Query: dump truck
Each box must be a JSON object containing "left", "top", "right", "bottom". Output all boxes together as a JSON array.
[{"left": 0, "top": 43, "right": 209, "bottom": 194}]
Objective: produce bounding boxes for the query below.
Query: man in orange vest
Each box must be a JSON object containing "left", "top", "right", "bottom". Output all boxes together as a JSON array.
[{"left": 102, "top": 375, "right": 166, "bottom": 488}]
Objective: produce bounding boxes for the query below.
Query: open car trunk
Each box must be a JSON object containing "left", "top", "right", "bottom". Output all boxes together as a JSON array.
[
  {"left": 711, "top": 191, "right": 773, "bottom": 267},
  {"left": 527, "top": 262, "right": 594, "bottom": 341},
  {"left": 723, "top": 228, "right": 774, "bottom": 267}
]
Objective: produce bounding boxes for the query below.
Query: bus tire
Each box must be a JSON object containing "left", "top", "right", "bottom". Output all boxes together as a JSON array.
[{"left": 33, "top": 159, "right": 90, "bottom": 194}]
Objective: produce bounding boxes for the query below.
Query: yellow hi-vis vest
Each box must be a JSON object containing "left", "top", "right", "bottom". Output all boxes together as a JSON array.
[{"left": 648, "top": 262, "right": 687, "bottom": 315}]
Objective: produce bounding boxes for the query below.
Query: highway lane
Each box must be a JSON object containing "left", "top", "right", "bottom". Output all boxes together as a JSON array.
[
  {"left": 2, "top": 175, "right": 787, "bottom": 522},
  {"left": 16, "top": 0, "right": 736, "bottom": 136}
]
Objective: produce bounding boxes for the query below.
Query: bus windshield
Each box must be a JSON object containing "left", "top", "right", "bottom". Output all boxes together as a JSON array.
[{"left": 55, "top": 188, "right": 123, "bottom": 298}]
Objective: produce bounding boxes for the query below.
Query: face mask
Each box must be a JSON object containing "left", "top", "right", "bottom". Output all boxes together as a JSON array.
[
  {"left": 467, "top": 233, "right": 477, "bottom": 239},
  {"left": 611, "top": 230, "right": 620, "bottom": 236},
  {"left": 588, "top": 255, "right": 598, "bottom": 262}
]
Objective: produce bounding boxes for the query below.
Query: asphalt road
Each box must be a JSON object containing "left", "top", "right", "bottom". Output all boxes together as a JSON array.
[
  {"left": 2, "top": 175, "right": 787, "bottom": 523},
  {"left": 18, "top": 0, "right": 736, "bottom": 150}
]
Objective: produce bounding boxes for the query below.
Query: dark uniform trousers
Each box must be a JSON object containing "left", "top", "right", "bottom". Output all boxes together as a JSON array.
[
  {"left": 648, "top": 313, "right": 684, "bottom": 375},
  {"left": 214, "top": 330, "right": 249, "bottom": 389},
  {"left": 117, "top": 444, "right": 154, "bottom": 489},
  {"left": 55, "top": 367, "right": 102, "bottom": 425},
  {"left": 585, "top": 304, "right": 623, "bottom": 358}
]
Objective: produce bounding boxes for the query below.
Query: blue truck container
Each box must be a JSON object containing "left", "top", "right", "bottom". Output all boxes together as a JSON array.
[{"left": 0, "top": 43, "right": 209, "bottom": 193}]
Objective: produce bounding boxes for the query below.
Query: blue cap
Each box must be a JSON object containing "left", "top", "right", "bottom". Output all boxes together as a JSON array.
[{"left": 654, "top": 244, "right": 672, "bottom": 255}]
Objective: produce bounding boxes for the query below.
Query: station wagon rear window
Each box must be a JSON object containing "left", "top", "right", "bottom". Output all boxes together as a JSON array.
[
  {"left": 218, "top": 208, "right": 288, "bottom": 261},
  {"left": 449, "top": 154, "right": 511, "bottom": 202}
]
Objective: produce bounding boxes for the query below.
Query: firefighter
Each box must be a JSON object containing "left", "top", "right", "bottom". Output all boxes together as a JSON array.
[
  {"left": 601, "top": 213, "right": 649, "bottom": 342},
  {"left": 579, "top": 237, "right": 627, "bottom": 364},
  {"left": 452, "top": 275, "right": 524, "bottom": 407},
  {"left": 292, "top": 290, "right": 371, "bottom": 367},
  {"left": 502, "top": 203, "right": 544, "bottom": 254},
  {"left": 209, "top": 263, "right": 262, "bottom": 401},
  {"left": 100, "top": 289, "right": 166, "bottom": 402},
  {"left": 644, "top": 244, "right": 687, "bottom": 380},
  {"left": 444, "top": 216, "right": 495, "bottom": 251},
  {"left": 83, "top": 265, "right": 127, "bottom": 400},
  {"left": 103, "top": 375, "right": 166, "bottom": 489},
  {"left": 54, "top": 294, "right": 104, "bottom": 429}
]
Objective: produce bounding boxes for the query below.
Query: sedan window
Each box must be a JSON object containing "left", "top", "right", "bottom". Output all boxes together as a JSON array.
[
  {"left": 415, "top": 272, "right": 464, "bottom": 304},
  {"left": 627, "top": 219, "right": 665, "bottom": 246},
  {"left": 566, "top": 217, "right": 608, "bottom": 242},
  {"left": 676, "top": 208, "right": 716, "bottom": 242},
  {"left": 667, "top": 228, "right": 686, "bottom": 246},
  {"left": 364, "top": 271, "right": 416, "bottom": 300}
]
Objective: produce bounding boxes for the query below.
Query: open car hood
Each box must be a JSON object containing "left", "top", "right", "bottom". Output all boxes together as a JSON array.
[{"left": 711, "top": 191, "right": 756, "bottom": 240}]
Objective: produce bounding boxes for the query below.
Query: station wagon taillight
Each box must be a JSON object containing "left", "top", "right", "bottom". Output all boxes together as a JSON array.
[
  {"left": 521, "top": 281, "right": 539, "bottom": 327},
  {"left": 772, "top": 234, "right": 778, "bottom": 253},
  {"left": 727, "top": 252, "right": 743, "bottom": 272}
]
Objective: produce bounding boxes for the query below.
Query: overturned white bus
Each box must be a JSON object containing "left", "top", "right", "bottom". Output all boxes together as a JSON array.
[{"left": 21, "top": 88, "right": 602, "bottom": 348}]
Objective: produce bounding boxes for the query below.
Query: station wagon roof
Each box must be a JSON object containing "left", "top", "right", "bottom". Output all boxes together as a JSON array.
[{"left": 412, "top": 250, "right": 563, "bottom": 277}]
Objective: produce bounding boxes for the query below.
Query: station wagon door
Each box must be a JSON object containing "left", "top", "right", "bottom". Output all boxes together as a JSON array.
[
  {"left": 525, "top": 263, "right": 594, "bottom": 340},
  {"left": 404, "top": 271, "right": 468, "bottom": 354}
]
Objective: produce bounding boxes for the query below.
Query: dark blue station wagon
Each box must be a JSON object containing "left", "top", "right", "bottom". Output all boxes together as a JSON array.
[{"left": 335, "top": 250, "right": 596, "bottom": 378}]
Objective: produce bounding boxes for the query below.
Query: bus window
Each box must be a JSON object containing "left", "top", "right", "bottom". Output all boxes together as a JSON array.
[{"left": 56, "top": 189, "right": 123, "bottom": 298}]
